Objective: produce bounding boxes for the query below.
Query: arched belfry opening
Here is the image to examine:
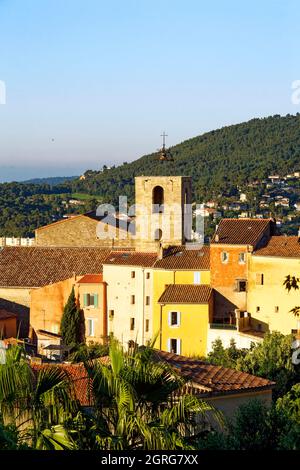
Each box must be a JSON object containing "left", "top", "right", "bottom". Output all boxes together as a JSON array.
[
  {"left": 154, "top": 228, "right": 162, "bottom": 241},
  {"left": 152, "top": 185, "right": 164, "bottom": 213}
]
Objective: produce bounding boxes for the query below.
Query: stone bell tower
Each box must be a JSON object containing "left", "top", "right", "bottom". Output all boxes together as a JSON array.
[{"left": 134, "top": 176, "right": 192, "bottom": 252}]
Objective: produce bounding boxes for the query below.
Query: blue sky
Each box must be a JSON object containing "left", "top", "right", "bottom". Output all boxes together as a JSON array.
[{"left": 0, "top": 0, "right": 299, "bottom": 181}]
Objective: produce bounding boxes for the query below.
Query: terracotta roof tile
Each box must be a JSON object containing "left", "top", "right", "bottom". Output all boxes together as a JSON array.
[
  {"left": 103, "top": 251, "right": 157, "bottom": 267},
  {"left": 211, "top": 218, "right": 273, "bottom": 246},
  {"left": 156, "top": 351, "right": 275, "bottom": 396},
  {"left": 32, "top": 363, "right": 91, "bottom": 406},
  {"left": 254, "top": 236, "right": 300, "bottom": 258},
  {"left": 0, "top": 247, "right": 110, "bottom": 288},
  {"left": 158, "top": 284, "right": 212, "bottom": 304},
  {"left": 154, "top": 245, "right": 210, "bottom": 270},
  {"left": 78, "top": 274, "right": 103, "bottom": 284}
]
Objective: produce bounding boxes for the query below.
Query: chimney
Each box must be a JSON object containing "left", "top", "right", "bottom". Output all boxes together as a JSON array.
[
  {"left": 158, "top": 243, "right": 164, "bottom": 260},
  {"left": 215, "top": 234, "right": 219, "bottom": 243},
  {"left": 298, "top": 227, "right": 300, "bottom": 240}
]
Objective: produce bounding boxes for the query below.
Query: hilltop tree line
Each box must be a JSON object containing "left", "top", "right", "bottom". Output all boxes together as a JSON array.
[{"left": 0, "top": 114, "right": 300, "bottom": 236}]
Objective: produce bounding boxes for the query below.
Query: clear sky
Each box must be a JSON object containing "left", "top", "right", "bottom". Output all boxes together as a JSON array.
[{"left": 0, "top": 0, "right": 299, "bottom": 181}]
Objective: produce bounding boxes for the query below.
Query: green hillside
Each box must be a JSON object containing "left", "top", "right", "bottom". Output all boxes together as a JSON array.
[
  {"left": 68, "top": 114, "right": 300, "bottom": 204},
  {"left": 0, "top": 114, "right": 299, "bottom": 237}
]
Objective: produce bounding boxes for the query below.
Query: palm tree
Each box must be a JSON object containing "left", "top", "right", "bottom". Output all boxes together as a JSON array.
[
  {"left": 73, "top": 341, "right": 223, "bottom": 450},
  {"left": 0, "top": 344, "right": 78, "bottom": 449}
]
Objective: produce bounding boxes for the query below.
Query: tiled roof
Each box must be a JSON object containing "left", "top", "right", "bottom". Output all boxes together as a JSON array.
[
  {"left": 211, "top": 218, "right": 273, "bottom": 246},
  {"left": 0, "top": 309, "right": 17, "bottom": 320},
  {"left": 253, "top": 236, "right": 300, "bottom": 258},
  {"left": 77, "top": 274, "right": 103, "bottom": 284},
  {"left": 32, "top": 363, "right": 91, "bottom": 406},
  {"left": 36, "top": 211, "right": 134, "bottom": 234},
  {"left": 103, "top": 251, "right": 157, "bottom": 267},
  {"left": 156, "top": 351, "right": 275, "bottom": 396},
  {"left": 154, "top": 245, "right": 210, "bottom": 270},
  {"left": 158, "top": 284, "right": 212, "bottom": 304},
  {"left": 0, "top": 247, "right": 110, "bottom": 288}
]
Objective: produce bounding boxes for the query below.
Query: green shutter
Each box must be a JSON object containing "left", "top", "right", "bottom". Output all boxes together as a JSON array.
[
  {"left": 83, "top": 293, "right": 88, "bottom": 307},
  {"left": 94, "top": 293, "right": 99, "bottom": 308}
]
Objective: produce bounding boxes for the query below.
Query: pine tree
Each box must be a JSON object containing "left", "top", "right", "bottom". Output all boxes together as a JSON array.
[{"left": 60, "top": 287, "right": 82, "bottom": 348}]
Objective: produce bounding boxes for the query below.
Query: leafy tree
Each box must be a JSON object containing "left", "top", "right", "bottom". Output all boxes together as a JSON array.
[
  {"left": 60, "top": 287, "right": 83, "bottom": 349},
  {"left": 207, "top": 338, "right": 247, "bottom": 368},
  {"left": 70, "top": 341, "right": 223, "bottom": 450},
  {"left": 237, "top": 332, "right": 300, "bottom": 398},
  {"left": 0, "top": 344, "right": 78, "bottom": 449}
]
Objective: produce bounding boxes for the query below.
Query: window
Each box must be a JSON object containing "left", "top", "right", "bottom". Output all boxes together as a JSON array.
[
  {"left": 87, "top": 319, "right": 95, "bottom": 337},
  {"left": 145, "top": 296, "right": 150, "bottom": 306},
  {"left": 236, "top": 280, "right": 247, "bottom": 292},
  {"left": 275, "top": 306, "right": 279, "bottom": 313},
  {"left": 130, "top": 318, "right": 135, "bottom": 331},
  {"left": 256, "top": 306, "right": 260, "bottom": 312},
  {"left": 131, "top": 271, "right": 135, "bottom": 279},
  {"left": 221, "top": 251, "right": 229, "bottom": 263},
  {"left": 146, "top": 272, "right": 150, "bottom": 279},
  {"left": 194, "top": 272, "right": 201, "bottom": 284},
  {"left": 145, "top": 319, "right": 149, "bottom": 332},
  {"left": 83, "top": 293, "right": 99, "bottom": 308},
  {"left": 154, "top": 228, "right": 162, "bottom": 241},
  {"left": 168, "top": 338, "right": 181, "bottom": 354},
  {"left": 168, "top": 311, "right": 180, "bottom": 327},
  {"left": 109, "top": 309, "right": 114, "bottom": 320},
  {"left": 152, "top": 186, "right": 164, "bottom": 213},
  {"left": 256, "top": 273, "right": 264, "bottom": 285},
  {"left": 239, "top": 252, "right": 246, "bottom": 264},
  {"left": 131, "top": 295, "right": 135, "bottom": 305}
]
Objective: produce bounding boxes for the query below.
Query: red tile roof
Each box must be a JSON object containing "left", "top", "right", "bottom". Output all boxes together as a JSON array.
[
  {"left": 78, "top": 274, "right": 103, "bottom": 284},
  {"left": 31, "top": 363, "right": 92, "bottom": 406},
  {"left": 103, "top": 251, "right": 157, "bottom": 267},
  {"left": 156, "top": 351, "right": 275, "bottom": 396},
  {"left": 211, "top": 218, "right": 273, "bottom": 246},
  {"left": 0, "top": 247, "right": 111, "bottom": 288},
  {"left": 254, "top": 236, "right": 300, "bottom": 258},
  {"left": 154, "top": 245, "right": 210, "bottom": 270},
  {"left": 158, "top": 284, "right": 212, "bottom": 304}
]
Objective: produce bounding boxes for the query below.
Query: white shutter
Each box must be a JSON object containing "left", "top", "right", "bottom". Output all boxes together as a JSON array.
[
  {"left": 177, "top": 311, "right": 181, "bottom": 326},
  {"left": 176, "top": 339, "right": 181, "bottom": 355},
  {"left": 194, "top": 272, "right": 201, "bottom": 284},
  {"left": 167, "top": 339, "right": 171, "bottom": 352}
]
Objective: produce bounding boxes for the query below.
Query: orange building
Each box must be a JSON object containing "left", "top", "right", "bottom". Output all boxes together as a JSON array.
[
  {"left": 77, "top": 274, "right": 108, "bottom": 344},
  {"left": 30, "top": 274, "right": 107, "bottom": 354},
  {"left": 210, "top": 218, "right": 276, "bottom": 322}
]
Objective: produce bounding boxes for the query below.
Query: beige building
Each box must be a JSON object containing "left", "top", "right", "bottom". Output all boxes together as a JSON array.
[
  {"left": 103, "top": 251, "right": 157, "bottom": 347},
  {"left": 247, "top": 236, "right": 300, "bottom": 334}
]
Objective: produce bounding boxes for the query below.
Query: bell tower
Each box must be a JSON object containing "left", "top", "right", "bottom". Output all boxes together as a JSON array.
[{"left": 134, "top": 176, "right": 192, "bottom": 252}]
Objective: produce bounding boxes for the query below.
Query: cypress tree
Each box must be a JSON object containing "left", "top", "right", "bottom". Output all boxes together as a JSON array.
[{"left": 60, "top": 287, "right": 82, "bottom": 348}]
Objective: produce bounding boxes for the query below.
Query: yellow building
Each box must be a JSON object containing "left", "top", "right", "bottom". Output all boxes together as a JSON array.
[
  {"left": 158, "top": 284, "right": 213, "bottom": 356},
  {"left": 102, "top": 251, "right": 157, "bottom": 348},
  {"left": 247, "top": 236, "right": 300, "bottom": 335},
  {"left": 152, "top": 246, "right": 211, "bottom": 355}
]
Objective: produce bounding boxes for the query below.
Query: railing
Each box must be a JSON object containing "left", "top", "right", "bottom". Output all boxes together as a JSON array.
[{"left": 209, "top": 323, "right": 237, "bottom": 330}]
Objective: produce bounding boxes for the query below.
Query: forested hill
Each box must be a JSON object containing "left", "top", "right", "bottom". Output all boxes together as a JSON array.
[
  {"left": 67, "top": 114, "right": 300, "bottom": 204},
  {"left": 0, "top": 114, "right": 299, "bottom": 237}
]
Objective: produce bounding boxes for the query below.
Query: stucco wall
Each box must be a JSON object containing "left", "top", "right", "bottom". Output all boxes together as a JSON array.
[
  {"left": 206, "top": 326, "right": 262, "bottom": 353},
  {"left": 247, "top": 255, "right": 300, "bottom": 334},
  {"left": 104, "top": 264, "right": 153, "bottom": 347},
  {"left": 0, "top": 288, "right": 31, "bottom": 338}
]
